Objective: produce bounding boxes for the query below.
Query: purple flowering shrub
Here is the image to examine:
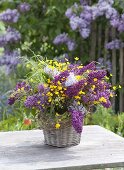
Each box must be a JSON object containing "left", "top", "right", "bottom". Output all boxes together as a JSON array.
[
  {"left": 0, "top": 2, "right": 30, "bottom": 73},
  {"left": 8, "top": 58, "right": 114, "bottom": 133},
  {"left": 54, "top": 0, "right": 124, "bottom": 51}
]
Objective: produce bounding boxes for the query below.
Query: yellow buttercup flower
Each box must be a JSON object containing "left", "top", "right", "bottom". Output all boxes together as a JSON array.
[
  {"left": 94, "top": 101, "right": 99, "bottom": 104},
  {"left": 119, "top": 85, "right": 122, "bottom": 89},
  {"left": 21, "top": 87, "right": 24, "bottom": 91},
  {"left": 37, "top": 101, "right": 41, "bottom": 104},
  {"left": 56, "top": 113, "right": 60, "bottom": 116},
  {"left": 105, "top": 76, "right": 109, "bottom": 80},
  {"left": 47, "top": 79, "right": 51, "bottom": 83},
  {"left": 93, "top": 78, "right": 98, "bottom": 82},
  {"left": 17, "top": 89, "right": 21, "bottom": 92},
  {"left": 75, "top": 96, "right": 81, "bottom": 99},
  {"left": 99, "top": 97, "right": 107, "bottom": 103},
  {"left": 79, "top": 91, "right": 85, "bottom": 95},
  {"left": 110, "top": 93, "right": 113, "bottom": 97},
  {"left": 53, "top": 85, "right": 57, "bottom": 89},
  {"left": 74, "top": 57, "right": 79, "bottom": 61},
  {"left": 91, "top": 85, "right": 96, "bottom": 90},
  {"left": 57, "top": 81, "right": 61, "bottom": 85},
  {"left": 55, "top": 123, "right": 60, "bottom": 129},
  {"left": 76, "top": 75, "right": 81, "bottom": 80},
  {"left": 58, "top": 86, "right": 62, "bottom": 90},
  {"left": 113, "top": 86, "right": 117, "bottom": 90},
  {"left": 78, "top": 66, "right": 83, "bottom": 69},
  {"left": 77, "top": 101, "right": 80, "bottom": 105},
  {"left": 48, "top": 98, "right": 52, "bottom": 102},
  {"left": 55, "top": 91, "right": 59, "bottom": 95}
]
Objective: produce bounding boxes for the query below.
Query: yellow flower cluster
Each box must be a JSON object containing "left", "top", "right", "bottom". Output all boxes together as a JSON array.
[
  {"left": 46, "top": 79, "right": 66, "bottom": 104},
  {"left": 46, "top": 59, "right": 70, "bottom": 72}
]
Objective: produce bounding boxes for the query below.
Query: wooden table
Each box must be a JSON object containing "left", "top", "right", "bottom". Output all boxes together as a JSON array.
[{"left": 0, "top": 125, "right": 124, "bottom": 170}]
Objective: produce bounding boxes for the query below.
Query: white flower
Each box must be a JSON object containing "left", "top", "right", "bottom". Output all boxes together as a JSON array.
[
  {"left": 44, "top": 66, "right": 60, "bottom": 78},
  {"left": 65, "top": 72, "right": 77, "bottom": 87},
  {"left": 69, "top": 100, "right": 87, "bottom": 115}
]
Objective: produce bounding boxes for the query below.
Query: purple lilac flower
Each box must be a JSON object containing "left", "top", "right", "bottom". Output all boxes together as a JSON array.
[
  {"left": 82, "top": 95, "right": 90, "bottom": 104},
  {"left": 105, "top": 39, "right": 124, "bottom": 49},
  {"left": 15, "top": 81, "right": 30, "bottom": 91},
  {"left": 79, "top": 28, "right": 90, "bottom": 39},
  {"left": 0, "top": 49, "right": 20, "bottom": 73},
  {"left": 24, "top": 95, "right": 38, "bottom": 108},
  {"left": 65, "top": 79, "right": 86, "bottom": 97},
  {"left": 53, "top": 33, "right": 69, "bottom": 45},
  {"left": 102, "top": 99, "right": 111, "bottom": 108},
  {"left": 38, "top": 84, "right": 45, "bottom": 93},
  {"left": 97, "top": 57, "right": 112, "bottom": 73},
  {"left": 80, "top": 6, "right": 93, "bottom": 21},
  {"left": 0, "top": 9, "right": 20, "bottom": 23},
  {"left": 70, "top": 110, "right": 83, "bottom": 133},
  {"left": 53, "top": 33, "right": 76, "bottom": 51},
  {"left": 0, "top": 27, "right": 21, "bottom": 47},
  {"left": 67, "top": 40, "right": 76, "bottom": 51},
  {"left": 98, "top": 0, "right": 114, "bottom": 5},
  {"left": 80, "top": 0, "right": 88, "bottom": 5},
  {"left": 8, "top": 97, "right": 15, "bottom": 105},
  {"left": 6, "top": 27, "right": 21, "bottom": 43},
  {"left": 24, "top": 94, "right": 48, "bottom": 111},
  {"left": 70, "top": 16, "right": 86, "bottom": 30},
  {"left": 65, "top": 8, "right": 74, "bottom": 18},
  {"left": 18, "top": 2, "right": 31, "bottom": 12},
  {"left": 53, "top": 70, "right": 69, "bottom": 83},
  {"left": 77, "top": 61, "right": 96, "bottom": 75},
  {"left": 88, "top": 70, "right": 107, "bottom": 82},
  {"left": 110, "top": 18, "right": 120, "bottom": 28},
  {"left": 97, "top": 91, "right": 112, "bottom": 108},
  {"left": 117, "top": 20, "right": 124, "bottom": 32}
]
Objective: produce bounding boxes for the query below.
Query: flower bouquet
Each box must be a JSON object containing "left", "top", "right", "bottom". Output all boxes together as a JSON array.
[{"left": 8, "top": 58, "right": 113, "bottom": 147}]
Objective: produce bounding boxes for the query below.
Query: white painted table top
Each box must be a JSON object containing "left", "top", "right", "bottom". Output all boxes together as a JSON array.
[{"left": 0, "top": 125, "right": 124, "bottom": 170}]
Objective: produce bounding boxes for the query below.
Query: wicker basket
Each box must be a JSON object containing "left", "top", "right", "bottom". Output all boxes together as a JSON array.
[{"left": 43, "top": 126, "right": 81, "bottom": 147}]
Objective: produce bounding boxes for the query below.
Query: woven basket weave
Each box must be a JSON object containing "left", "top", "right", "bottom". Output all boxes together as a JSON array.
[{"left": 43, "top": 126, "right": 81, "bottom": 147}]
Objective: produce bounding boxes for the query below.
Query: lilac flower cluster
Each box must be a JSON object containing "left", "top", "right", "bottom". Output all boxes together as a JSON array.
[
  {"left": 105, "top": 39, "right": 124, "bottom": 49},
  {"left": 65, "top": 4, "right": 92, "bottom": 39},
  {"left": 70, "top": 110, "right": 83, "bottom": 133},
  {"left": 77, "top": 61, "right": 96, "bottom": 75},
  {"left": 0, "top": 3, "right": 30, "bottom": 73},
  {"left": 15, "top": 82, "right": 31, "bottom": 91},
  {"left": 68, "top": 101, "right": 86, "bottom": 133},
  {"left": 18, "top": 2, "right": 31, "bottom": 13},
  {"left": 97, "top": 57, "right": 112, "bottom": 73},
  {"left": 80, "top": 0, "right": 88, "bottom": 5},
  {"left": 8, "top": 81, "right": 30, "bottom": 105},
  {"left": 0, "top": 9, "right": 20, "bottom": 23},
  {"left": 0, "top": 49, "right": 20, "bottom": 74},
  {"left": 63, "top": 0, "right": 124, "bottom": 49},
  {"left": 53, "top": 33, "right": 76, "bottom": 51},
  {"left": 24, "top": 94, "right": 48, "bottom": 111},
  {"left": 0, "top": 27, "right": 21, "bottom": 47},
  {"left": 54, "top": 70, "right": 69, "bottom": 83},
  {"left": 88, "top": 70, "right": 107, "bottom": 82},
  {"left": 65, "top": 79, "right": 86, "bottom": 97}
]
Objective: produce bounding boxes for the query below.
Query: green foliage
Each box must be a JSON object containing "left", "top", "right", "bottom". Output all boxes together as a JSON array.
[
  {"left": 0, "top": 111, "right": 37, "bottom": 131},
  {"left": 85, "top": 105, "right": 124, "bottom": 137}
]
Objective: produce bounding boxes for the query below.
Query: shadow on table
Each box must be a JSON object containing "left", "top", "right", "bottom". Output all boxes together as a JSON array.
[{"left": 0, "top": 140, "right": 85, "bottom": 164}]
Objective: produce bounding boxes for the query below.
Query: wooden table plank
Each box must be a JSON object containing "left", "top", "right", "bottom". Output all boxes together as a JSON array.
[{"left": 0, "top": 125, "right": 124, "bottom": 170}]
